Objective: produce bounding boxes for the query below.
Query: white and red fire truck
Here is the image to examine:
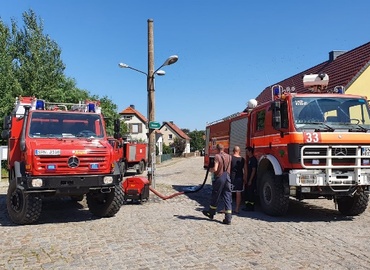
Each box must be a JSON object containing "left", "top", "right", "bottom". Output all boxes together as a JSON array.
[
  {"left": 204, "top": 74, "right": 370, "bottom": 216},
  {"left": 1, "top": 96, "right": 124, "bottom": 224}
]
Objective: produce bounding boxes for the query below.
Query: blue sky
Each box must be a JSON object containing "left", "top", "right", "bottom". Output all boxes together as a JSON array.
[{"left": 1, "top": 1, "right": 370, "bottom": 131}]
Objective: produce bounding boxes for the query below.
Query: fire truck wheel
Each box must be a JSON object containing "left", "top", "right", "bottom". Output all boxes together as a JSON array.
[
  {"left": 119, "top": 162, "right": 126, "bottom": 177},
  {"left": 6, "top": 180, "right": 42, "bottom": 225},
  {"left": 86, "top": 184, "right": 124, "bottom": 217},
  {"left": 259, "top": 170, "right": 289, "bottom": 216},
  {"left": 337, "top": 191, "right": 369, "bottom": 216},
  {"left": 136, "top": 161, "right": 145, "bottom": 174}
]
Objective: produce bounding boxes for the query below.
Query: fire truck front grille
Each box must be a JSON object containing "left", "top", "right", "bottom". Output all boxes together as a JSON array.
[
  {"left": 35, "top": 153, "right": 110, "bottom": 173},
  {"left": 300, "top": 145, "right": 370, "bottom": 169}
]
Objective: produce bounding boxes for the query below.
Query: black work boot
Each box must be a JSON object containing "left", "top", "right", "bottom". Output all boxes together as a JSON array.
[
  {"left": 242, "top": 203, "right": 255, "bottom": 212},
  {"left": 222, "top": 213, "right": 232, "bottom": 225},
  {"left": 202, "top": 210, "right": 214, "bottom": 220}
]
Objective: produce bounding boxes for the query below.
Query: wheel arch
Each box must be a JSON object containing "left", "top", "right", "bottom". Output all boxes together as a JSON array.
[
  {"left": 257, "top": 154, "right": 283, "bottom": 191},
  {"left": 257, "top": 154, "right": 282, "bottom": 176}
]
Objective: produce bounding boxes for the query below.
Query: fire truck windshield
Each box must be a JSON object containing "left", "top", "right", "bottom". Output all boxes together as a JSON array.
[
  {"left": 292, "top": 97, "right": 370, "bottom": 132},
  {"left": 28, "top": 111, "right": 105, "bottom": 138}
]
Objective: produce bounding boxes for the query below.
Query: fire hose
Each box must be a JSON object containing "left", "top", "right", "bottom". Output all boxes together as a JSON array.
[{"left": 149, "top": 166, "right": 210, "bottom": 200}]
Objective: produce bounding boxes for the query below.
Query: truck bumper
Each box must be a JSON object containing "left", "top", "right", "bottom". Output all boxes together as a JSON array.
[
  {"left": 16, "top": 174, "right": 121, "bottom": 194},
  {"left": 288, "top": 169, "right": 370, "bottom": 194}
]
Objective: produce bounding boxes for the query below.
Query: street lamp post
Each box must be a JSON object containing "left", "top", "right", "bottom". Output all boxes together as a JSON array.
[{"left": 118, "top": 19, "right": 178, "bottom": 186}]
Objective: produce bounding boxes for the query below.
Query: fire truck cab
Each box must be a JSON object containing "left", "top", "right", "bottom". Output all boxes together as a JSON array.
[
  {"left": 205, "top": 74, "right": 370, "bottom": 216},
  {"left": 2, "top": 96, "right": 124, "bottom": 224}
]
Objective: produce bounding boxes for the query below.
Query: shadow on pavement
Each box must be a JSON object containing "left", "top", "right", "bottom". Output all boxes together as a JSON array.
[
  {"left": 0, "top": 194, "right": 102, "bottom": 226},
  {"left": 170, "top": 185, "right": 354, "bottom": 223}
]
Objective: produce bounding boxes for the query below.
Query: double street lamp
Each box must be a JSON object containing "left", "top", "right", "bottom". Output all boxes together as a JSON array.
[{"left": 118, "top": 20, "right": 178, "bottom": 185}]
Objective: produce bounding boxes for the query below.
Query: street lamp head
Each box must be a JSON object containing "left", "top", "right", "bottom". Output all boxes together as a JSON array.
[
  {"left": 162, "top": 55, "right": 178, "bottom": 66},
  {"left": 155, "top": 70, "right": 166, "bottom": 76},
  {"left": 118, "top": 63, "right": 129, "bottom": 68}
]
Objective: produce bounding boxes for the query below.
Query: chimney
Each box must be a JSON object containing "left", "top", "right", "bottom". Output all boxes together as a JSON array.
[
  {"left": 170, "top": 121, "right": 174, "bottom": 124},
  {"left": 329, "top": 50, "right": 346, "bottom": 62},
  {"left": 130, "top": 104, "right": 135, "bottom": 109}
]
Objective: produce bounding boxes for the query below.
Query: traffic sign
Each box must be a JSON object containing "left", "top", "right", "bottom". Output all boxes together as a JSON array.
[{"left": 149, "top": 121, "right": 161, "bottom": 129}]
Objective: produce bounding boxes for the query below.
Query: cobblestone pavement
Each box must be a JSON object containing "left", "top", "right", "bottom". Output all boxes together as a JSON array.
[{"left": 1, "top": 156, "right": 370, "bottom": 269}]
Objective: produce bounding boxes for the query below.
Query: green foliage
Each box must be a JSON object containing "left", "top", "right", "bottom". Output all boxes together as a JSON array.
[
  {"left": 188, "top": 130, "right": 205, "bottom": 151},
  {"left": 172, "top": 137, "right": 186, "bottom": 156},
  {"left": 162, "top": 143, "right": 172, "bottom": 154}
]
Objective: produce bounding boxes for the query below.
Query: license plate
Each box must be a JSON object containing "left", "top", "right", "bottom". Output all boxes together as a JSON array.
[{"left": 35, "top": 149, "right": 61, "bottom": 156}]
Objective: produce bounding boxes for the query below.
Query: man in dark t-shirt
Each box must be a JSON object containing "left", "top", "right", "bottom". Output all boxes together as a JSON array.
[{"left": 243, "top": 146, "right": 257, "bottom": 211}]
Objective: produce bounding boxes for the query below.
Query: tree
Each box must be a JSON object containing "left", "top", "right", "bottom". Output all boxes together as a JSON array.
[
  {"left": 0, "top": 10, "right": 123, "bottom": 139},
  {"left": 0, "top": 19, "right": 22, "bottom": 126},
  {"left": 188, "top": 130, "right": 205, "bottom": 152},
  {"left": 172, "top": 137, "right": 186, "bottom": 156},
  {"left": 12, "top": 10, "right": 67, "bottom": 100}
]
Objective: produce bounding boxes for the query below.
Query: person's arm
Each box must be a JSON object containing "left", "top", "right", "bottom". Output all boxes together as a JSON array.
[
  {"left": 248, "top": 167, "right": 256, "bottom": 186},
  {"left": 213, "top": 160, "right": 219, "bottom": 173},
  {"left": 243, "top": 159, "right": 248, "bottom": 185}
]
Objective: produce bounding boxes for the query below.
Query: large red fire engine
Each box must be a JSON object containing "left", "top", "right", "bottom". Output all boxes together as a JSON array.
[
  {"left": 204, "top": 74, "right": 370, "bottom": 216},
  {"left": 1, "top": 96, "right": 124, "bottom": 224}
]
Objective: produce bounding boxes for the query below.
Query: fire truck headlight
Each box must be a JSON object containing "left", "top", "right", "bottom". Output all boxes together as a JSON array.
[
  {"left": 299, "top": 174, "right": 317, "bottom": 185},
  {"left": 31, "top": 178, "right": 43, "bottom": 187},
  {"left": 103, "top": 176, "right": 113, "bottom": 184}
]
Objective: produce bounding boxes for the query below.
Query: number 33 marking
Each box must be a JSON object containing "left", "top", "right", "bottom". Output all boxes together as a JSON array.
[{"left": 304, "top": 132, "right": 321, "bottom": 143}]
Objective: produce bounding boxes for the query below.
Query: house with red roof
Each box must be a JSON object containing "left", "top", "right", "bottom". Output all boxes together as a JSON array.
[
  {"left": 253, "top": 41, "right": 370, "bottom": 106},
  {"left": 119, "top": 105, "right": 149, "bottom": 142},
  {"left": 159, "top": 121, "right": 191, "bottom": 154},
  {"left": 118, "top": 105, "right": 166, "bottom": 156}
]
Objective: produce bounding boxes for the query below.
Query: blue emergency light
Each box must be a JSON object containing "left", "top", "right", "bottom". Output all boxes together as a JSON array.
[
  {"left": 272, "top": 85, "right": 283, "bottom": 99},
  {"left": 334, "top": 86, "right": 345, "bottom": 94},
  {"left": 36, "top": 100, "right": 45, "bottom": 110},
  {"left": 88, "top": 103, "right": 95, "bottom": 112}
]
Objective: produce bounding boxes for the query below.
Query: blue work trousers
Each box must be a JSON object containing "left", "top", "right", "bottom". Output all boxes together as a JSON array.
[{"left": 209, "top": 174, "right": 232, "bottom": 221}]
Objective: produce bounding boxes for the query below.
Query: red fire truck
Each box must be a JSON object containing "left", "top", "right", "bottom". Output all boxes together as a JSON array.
[
  {"left": 204, "top": 74, "right": 370, "bottom": 216},
  {"left": 108, "top": 136, "right": 147, "bottom": 177},
  {"left": 1, "top": 96, "right": 124, "bottom": 224}
]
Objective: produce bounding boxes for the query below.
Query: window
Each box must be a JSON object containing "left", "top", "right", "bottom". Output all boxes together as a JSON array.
[
  {"left": 256, "top": 110, "right": 265, "bottom": 131},
  {"left": 168, "top": 134, "right": 173, "bottom": 140},
  {"left": 129, "top": 123, "right": 142, "bottom": 134},
  {"left": 123, "top": 115, "right": 132, "bottom": 120}
]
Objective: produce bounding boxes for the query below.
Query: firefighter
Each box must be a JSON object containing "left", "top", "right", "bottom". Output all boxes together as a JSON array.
[
  {"left": 243, "top": 146, "right": 257, "bottom": 211},
  {"left": 202, "top": 143, "right": 232, "bottom": 225}
]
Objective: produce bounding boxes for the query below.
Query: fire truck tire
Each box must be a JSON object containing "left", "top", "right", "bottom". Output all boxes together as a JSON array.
[
  {"left": 337, "top": 191, "right": 369, "bottom": 216},
  {"left": 259, "top": 170, "right": 289, "bottom": 216},
  {"left": 7, "top": 181, "right": 42, "bottom": 225},
  {"left": 136, "top": 161, "right": 145, "bottom": 174},
  {"left": 86, "top": 184, "right": 124, "bottom": 217}
]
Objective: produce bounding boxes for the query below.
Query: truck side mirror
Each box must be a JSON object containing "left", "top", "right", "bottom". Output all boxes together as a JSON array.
[
  {"left": 2, "top": 130, "right": 10, "bottom": 139},
  {"left": 272, "top": 101, "right": 282, "bottom": 130},
  {"left": 113, "top": 119, "right": 122, "bottom": 139},
  {"left": 114, "top": 119, "right": 120, "bottom": 132},
  {"left": 3, "top": 115, "right": 11, "bottom": 130}
]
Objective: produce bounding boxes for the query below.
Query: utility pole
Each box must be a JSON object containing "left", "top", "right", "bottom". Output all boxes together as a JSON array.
[
  {"left": 147, "top": 18, "right": 155, "bottom": 184},
  {"left": 118, "top": 19, "right": 178, "bottom": 186}
]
